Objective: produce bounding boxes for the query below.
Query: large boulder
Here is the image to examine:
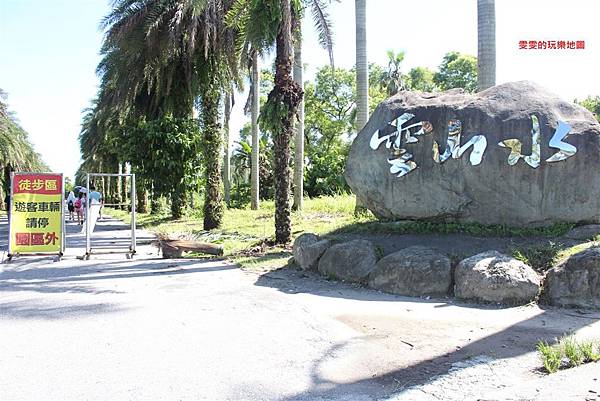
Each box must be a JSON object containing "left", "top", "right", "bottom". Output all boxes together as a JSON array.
[
  {"left": 368, "top": 246, "right": 452, "bottom": 297},
  {"left": 292, "top": 233, "right": 331, "bottom": 271},
  {"left": 544, "top": 246, "right": 600, "bottom": 309},
  {"left": 345, "top": 81, "right": 600, "bottom": 226},
  {"left": 455, "top": 251, "right": 541, "bottom": 305},
  {"left": 318, "top": 240, "right": 377, "bottom": 283}
]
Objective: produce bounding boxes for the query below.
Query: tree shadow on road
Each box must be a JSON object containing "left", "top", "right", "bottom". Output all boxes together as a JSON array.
[
  {"left": 0, "top": 259, "right": 238, "bottom": 319},
  {"left": 255, "top": 268, "right": 600, "bottom": 401}
]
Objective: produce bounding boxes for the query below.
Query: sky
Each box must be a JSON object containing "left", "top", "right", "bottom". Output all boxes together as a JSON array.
[{"left": 0, "top": 0, "right": 598, "bottom": 180}]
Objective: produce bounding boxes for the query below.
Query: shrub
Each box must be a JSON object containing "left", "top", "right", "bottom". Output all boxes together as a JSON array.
[{"left": 537, "top": 340, "right": 562, "bottom": 373}]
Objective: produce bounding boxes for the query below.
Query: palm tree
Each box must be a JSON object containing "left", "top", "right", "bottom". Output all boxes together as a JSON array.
[
  {"left": 100, "top": 0, "right": 240, "bottom": 228},
  {"left": 223, "top": 91, "right": 233, "bottom": 206},
  {"left": 477, "top": 0, "right": 496, "bottom": 91},
  {"left": 227, "top": 0, "right": 334, "bottom": 243},
  {"left": 0, "top": 90, "right": 47, "bottom": 202},
  {"left": 250, "top": 52, "right": 260, "bottom": 210},
  {"left": 355, "top": 0, "right": 368, "bottom": 130},
  {"left": 292, "top": 36, "right": 304, "bottom": 211},
  {"left": 354, "top": 0, "right": 368, "bottom": 214},
  {"left": 378, "top": 50, "right": 406, "bottom": 96}
]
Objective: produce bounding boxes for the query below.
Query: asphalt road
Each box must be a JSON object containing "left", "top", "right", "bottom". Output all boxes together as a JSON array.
[{"left": 1, "top": 217, "right": 599, "bottom": 400}]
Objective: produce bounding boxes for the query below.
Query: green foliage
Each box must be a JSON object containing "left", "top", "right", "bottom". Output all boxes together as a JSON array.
[
  {"left": 368, "top": 63, "right": 388, "bottom": 113},
  {"left": 120, "top": 117, "right": 203, "bottom": 218},
  {"left": 563, "top": 337, "right": 584, "bottom": 367},
  {"left": 0, "top": 90, "right": 47, "bottom": 198},
  {"left": 577, "top": 96, "right": 600, "bottom": 122},
  {"left": 579, "top": 340, "right": 600, "bottom": 362},
  {"left": 377, "top": 50, "right": 406, "bottom": 96},
  {"left": 304, "top": 66, "right": 356, "bottom": 197},
  {"left": 259, "top": 93, "right": 291, "bottom": 135},
  {"left": 332, "top": 220, "right": 574, "bottom": 238},
  {"left": 406, "top": 67, "right": 438, "bottom": 92},
  {"left": 537, "top": 336, "right": 600, "bottom": 374},
  {"left": 511, "top": 241, "right": 564, "bottom": 273},
  {"left": 537, "top": 341, "right": 563, "bottom": 373},
  {"left": 434, "top": 51, "right": 478, "bottom": 93}
]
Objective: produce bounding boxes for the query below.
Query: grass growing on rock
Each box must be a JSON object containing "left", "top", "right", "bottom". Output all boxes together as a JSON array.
[{"left": 512, "top": 240, "right": 599, "bottom": 273}]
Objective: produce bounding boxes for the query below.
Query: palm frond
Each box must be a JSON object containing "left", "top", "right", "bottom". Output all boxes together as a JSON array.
[{"left": 308, "top": 0, "right": 334, "bottom": 68}]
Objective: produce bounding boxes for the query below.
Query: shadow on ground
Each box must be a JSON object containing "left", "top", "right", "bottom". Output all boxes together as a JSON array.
[
  {"left": 255, "top": 268, "right": 600, "bottom": 400},
  {"left": 0, "top": 259, "right": 237, "bottom": 320}
]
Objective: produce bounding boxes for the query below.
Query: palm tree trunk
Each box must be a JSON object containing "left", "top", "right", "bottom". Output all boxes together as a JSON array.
[
  {"left": 171, "top": 186, "right": 185, "bottom": 218},
  {"left": 136, "top": 180, "right": 148, "bottom": 213},
  {"left": 272, "top": 0, "right": 303, "bottom": 243},
  {"left": 355, "top": 0, "right": 369, "bottom": 131},
  {"left": 292, "top": 34, "right": 304, "bottom": 212},
  {"left": 223, "top": 91, "right": 232, "bottom": 207},
  {"left": 477, "top": 0, "right": 496, "bottom": 91},
  {"left": 150, "top": 187, "right": 161, "bottom": 215},
  {"left": 202, "top": 85, "right": 223, "bottom": 230},
  {"left": 354, "top": 0, "right": 369, "bottom": 214},
  {"left": 251, "top": 53, "right": 260, "bottom": 210}
]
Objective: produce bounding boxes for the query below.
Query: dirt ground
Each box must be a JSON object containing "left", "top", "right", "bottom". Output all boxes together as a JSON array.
[{"left": 254, "top": 267, "right": 600, "bottom": 400}]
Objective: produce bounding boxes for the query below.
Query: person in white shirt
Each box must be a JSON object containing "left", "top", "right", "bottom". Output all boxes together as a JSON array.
[{"left": 88, "top": 185, "right": 103, "bottom": 220}]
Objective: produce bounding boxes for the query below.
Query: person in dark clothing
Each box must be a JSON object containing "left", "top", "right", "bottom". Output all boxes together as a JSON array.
[{"left": 4, "top": 193, "right": 10, "bottom": 219}]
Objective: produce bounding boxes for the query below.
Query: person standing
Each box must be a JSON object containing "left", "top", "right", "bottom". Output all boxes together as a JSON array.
[
  {"left": 4, "top": 193, "right": 10, "bottom": 220},
  {"left": 74, "top": 193, "right": 84, "bottom": 225},
  {"left": 88, "top": 185, "right": 103, "bottom": 219},
  {"left": 66, "top": 191, "right": 76, "bottom": 221}
]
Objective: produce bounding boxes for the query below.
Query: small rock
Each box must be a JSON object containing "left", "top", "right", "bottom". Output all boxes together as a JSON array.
[
  {"left": 544, "top": 246, "right": 600, "bottom": 309},
  {"left": 318, "top": 239, "right": 377, "bottom": 283},
  {"left": 292, "top": 233, "right": 331, "bottom": 271},
  {"left": 454, "top": 250, "right": 541, "bottom": 305},
  {"left": 368, "top": 246, "right": 452, "bottom": 297}
]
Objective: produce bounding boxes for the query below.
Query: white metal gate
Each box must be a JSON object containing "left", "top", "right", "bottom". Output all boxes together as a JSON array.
[{"left": 83, "top": 173, "right": 136, "bottom": 259}]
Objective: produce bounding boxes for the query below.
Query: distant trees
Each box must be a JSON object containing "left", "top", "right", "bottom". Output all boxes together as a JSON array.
[
  {"left": 434, "top": 51, "right": 478, "bottom": 93},
  {"left": 0, "top": 89, "right": 47, "bottom": 207},
  {"left": 578, "top": 96, "right": 600, "bottom": 122}
]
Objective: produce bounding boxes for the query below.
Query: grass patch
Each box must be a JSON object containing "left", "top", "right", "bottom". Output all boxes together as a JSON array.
[
  {"left": 512, "top": 241, "right": 563, "bottom": 274},
  {"left": 537, "top": 341, "right": 563, "bottom": 373},
  {"left": 105, "top": 194, "right": 578, "bottom": 270},
  {"left": 330, "top": 220, "right": 574, "bottom": 238},
  {"left": 107, "top": 194, "right": 371, "bottom": 269},
  {"left": 512, "top": 240, "right": 600, "bottom": 274},
  {"left": 537, "top": 336, "right": 600, "bottom": 373}
]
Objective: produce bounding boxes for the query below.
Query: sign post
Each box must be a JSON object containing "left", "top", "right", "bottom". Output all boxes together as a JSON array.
[{"left": 7, "top": 172, "right": 64, "bottom": 261}]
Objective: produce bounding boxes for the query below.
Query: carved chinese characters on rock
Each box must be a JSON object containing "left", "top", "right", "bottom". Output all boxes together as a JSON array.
[
  {"left": 371, "top": 114, "right": 577, "bottom": 178},
  {"left": 498, "top": 115, "right": 542, "bottom": 168},
  {"left": 432, "top": 119, "right": 488, "bottom": 166},
  {"left": 369, "top": 113, "right": 434, "bottom": 177}
]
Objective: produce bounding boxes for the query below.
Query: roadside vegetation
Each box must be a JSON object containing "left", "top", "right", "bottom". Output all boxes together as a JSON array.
[
  {"left": 0, "top": 89, "right": 47, "bottom": 207},
  {"left": 106, "top": 193, "right": 592, "bottom": 270},
  {"left": 512, "top": 240, "right": 599, "bottom": 274},
  {"left": 537, "top": 336, "right": 600, "bottom": 373}
]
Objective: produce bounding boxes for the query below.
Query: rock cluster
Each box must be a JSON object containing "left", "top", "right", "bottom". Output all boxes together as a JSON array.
[{"left": 291, "top": 233, "right": 600, "bottom": 309}]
